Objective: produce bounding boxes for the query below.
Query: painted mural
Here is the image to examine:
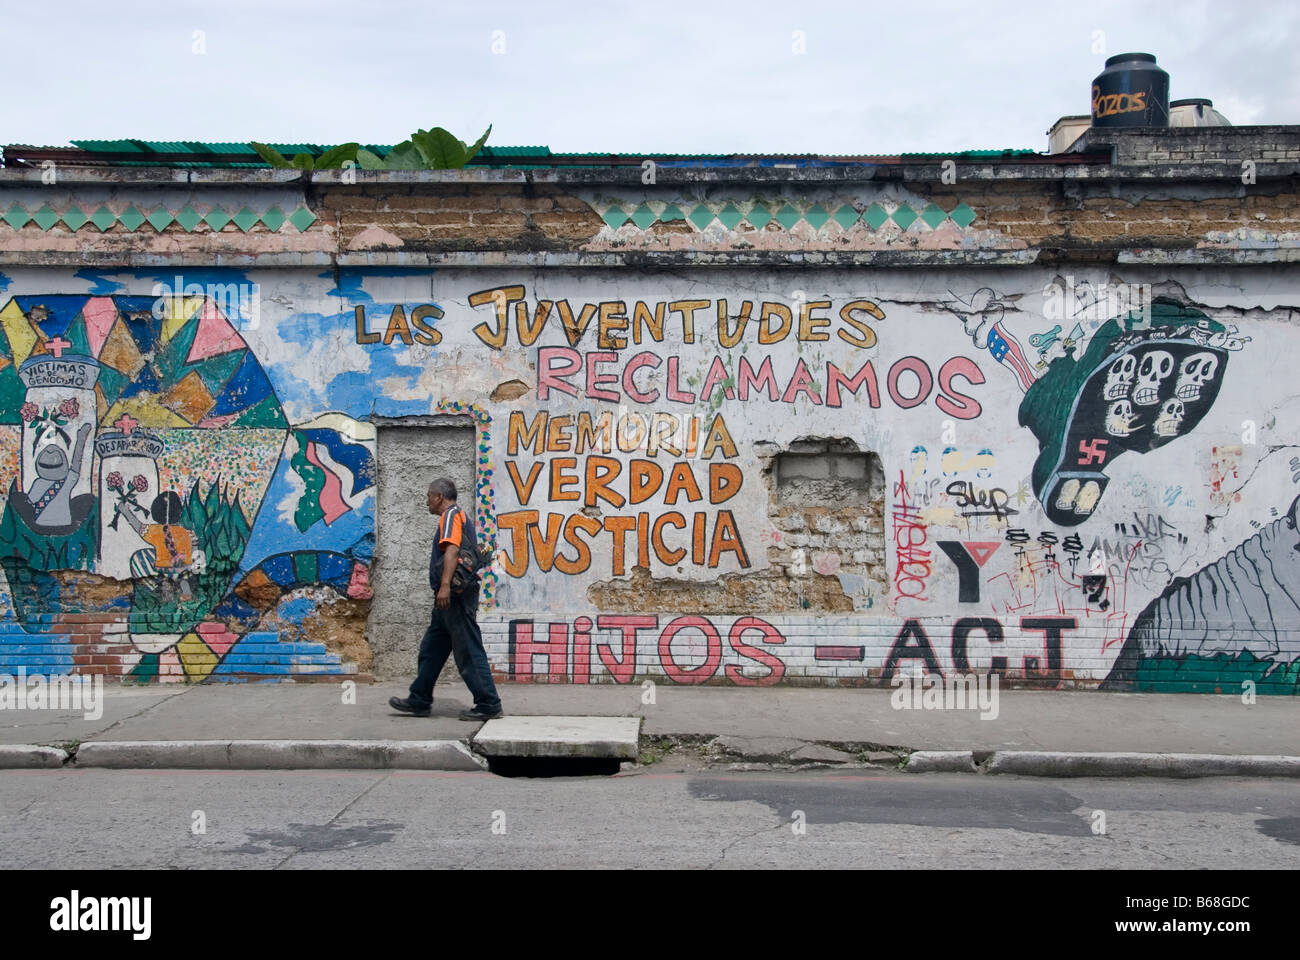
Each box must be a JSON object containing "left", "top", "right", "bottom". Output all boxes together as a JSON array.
[
  {"left": 0, "top": 291, "right": 375, "bottom": 681},
  {"left": 0, "top": 266, "right": 1294, "bottom": 694}
]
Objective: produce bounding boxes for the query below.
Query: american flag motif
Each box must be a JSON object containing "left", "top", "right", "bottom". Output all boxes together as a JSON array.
[{"left": 988, "top": 322, "right": 1038, "bottom": 392}]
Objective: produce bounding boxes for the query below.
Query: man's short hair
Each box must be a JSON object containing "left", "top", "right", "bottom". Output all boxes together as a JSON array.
[{"left": 429, "top": 478, "right": 457, "bottom": 501}]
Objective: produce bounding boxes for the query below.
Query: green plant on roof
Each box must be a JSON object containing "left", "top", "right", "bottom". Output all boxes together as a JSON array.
[
  {"left": 249, "top": 124, "right": 491, "bottom": 173},
  {"left": 249, "top": 141, "right": 360, "bottom": 171},
  {"left": 357, "top": 125, "right": 492, "bottom": 170}
]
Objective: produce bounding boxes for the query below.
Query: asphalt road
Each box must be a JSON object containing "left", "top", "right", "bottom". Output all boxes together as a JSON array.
[{"left": 2, "top": 767, "right": 1297, "bottom": 869}]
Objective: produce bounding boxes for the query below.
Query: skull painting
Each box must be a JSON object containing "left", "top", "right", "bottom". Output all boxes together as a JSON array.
[
  {"left": 1133, "top": 350, "right": 1174, "bottom": 406},
  {"left": 1174, "top": 352, "right": 1218, "bottom": 401},
  {"left": 1153, "top": 397, "right": 1185, "bottom": 437},
  {"left": 1105, "top": 399, "right": 1139, "bottom": 437},
  {"left": 1104, "top": 354, "right": 1136, "bottom": 400}
]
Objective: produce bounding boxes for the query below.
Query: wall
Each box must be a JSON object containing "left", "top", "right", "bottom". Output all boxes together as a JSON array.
[{"left": 0, "top": 258, "right": 1295, "bottom": 692}]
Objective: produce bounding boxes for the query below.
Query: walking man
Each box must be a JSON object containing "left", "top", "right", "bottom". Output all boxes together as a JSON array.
[{"left": 390, "top": 478, "right": 504, "bottom": 721}]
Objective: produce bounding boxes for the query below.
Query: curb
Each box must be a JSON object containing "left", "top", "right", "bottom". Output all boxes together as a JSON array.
[
  {"left": 7, "top": 741, "right": 1299, "bottom": 777},
  {"left": 72, "top": 739, "right": 486, "bottom": 771},
  {"left": 0, "top": 745, "right": 69, "bottom": 768},
  {"left": 982, "top": 751, "right": 1300, "bottom": 778},
  {"left": 903, "top": 751, "right": 979, "bottom": 773}
]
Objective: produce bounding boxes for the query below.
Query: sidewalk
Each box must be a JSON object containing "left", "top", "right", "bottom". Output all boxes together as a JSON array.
[{"left": 0, "top": 679, "right": 1294, "bottom": 756}]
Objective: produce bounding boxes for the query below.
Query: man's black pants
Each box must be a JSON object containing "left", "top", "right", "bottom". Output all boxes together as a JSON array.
[{"left": 406, "top": 586, "right": 502, "bottom": 712}]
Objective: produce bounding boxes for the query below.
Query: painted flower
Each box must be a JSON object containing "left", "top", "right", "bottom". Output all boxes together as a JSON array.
[
  {"left": 19, "top": 403, "right": 38, "bottom": 422},
  {"left": 58, "top": 398, "right": 79, "bottom": 419},
  {"left": 107, "top": 471, "right": 124, "bottom": 491},
  {"left": 131, "top": 475, "right": 149, "bottom": 493}
]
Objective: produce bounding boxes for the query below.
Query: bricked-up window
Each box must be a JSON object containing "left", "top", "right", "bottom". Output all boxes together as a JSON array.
[
  {"left": 774, "top": 441, "right": 883, "bottom": 506},
  {"left": 769, "top": 440, "right": 886, "bottom": 601}
]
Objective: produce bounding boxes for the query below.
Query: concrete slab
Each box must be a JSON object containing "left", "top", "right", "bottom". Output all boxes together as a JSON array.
[{"left": 472, "top": 715, "right": 642, "bottom": 759}]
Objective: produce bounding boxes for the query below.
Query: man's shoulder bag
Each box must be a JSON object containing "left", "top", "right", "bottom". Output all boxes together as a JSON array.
[{"left": 447, "top": 507, "right": 491, "bottom": 595}]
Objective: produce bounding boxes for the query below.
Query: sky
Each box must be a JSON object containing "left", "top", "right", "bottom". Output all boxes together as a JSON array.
[{"left": 2, "top": 0, "right": 1297, "bottom": 156}]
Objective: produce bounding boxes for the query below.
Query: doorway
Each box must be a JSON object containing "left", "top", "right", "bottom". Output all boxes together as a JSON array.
[{"left": 368, "top": 416, "right": 477, "bottom": 678}]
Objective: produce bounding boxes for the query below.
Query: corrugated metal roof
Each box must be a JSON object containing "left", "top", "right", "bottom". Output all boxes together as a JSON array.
[{"left": 57, "top": 140, "right": 1039, "bottom": 168}]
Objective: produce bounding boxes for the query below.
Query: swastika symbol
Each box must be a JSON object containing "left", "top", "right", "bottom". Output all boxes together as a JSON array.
[{"left": 1077, "top": 438, "right": 1109, "bottom": 465}]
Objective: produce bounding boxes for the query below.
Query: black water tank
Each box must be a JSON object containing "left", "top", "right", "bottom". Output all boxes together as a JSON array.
[{"left": 1091, "top": 53, "right": 1170, "bottom": 127}]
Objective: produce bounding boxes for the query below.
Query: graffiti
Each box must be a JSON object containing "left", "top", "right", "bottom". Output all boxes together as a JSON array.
[
  {"left": 353, "top": 303, "right": 443, "bottom": 346},
  {"left": 1102, "top": 496, "right": 1300, "bottom": 694},
  {"left": 1092, "top": 86, "right": 1147, "bottom": 120},
  {"left": 892, "top": 471, "right": 931, "bottom": 600},
  {"left": 1019, "top": 298, "right": 1243, "bottom": 526},
  {"left": 498, "top": 408, "right": 746, "bottom": 577},
  {"left": 1081, "top": 575, "right": 1109, "bottom": 608},
  {"left": 508, "top": 614, "right": 786, "bottom": 685},
  {"left": 985, "top": 527, "right": 1125, "bottom": 646},
  {"left": 1087, "top": 513, "right": 1187, "bottom": 590},
  {"left": 942, "top": 288, "right": 1038, "bottom": 392},
  {"left": 506, "top": 613, "right": 1080, "bottom": 687},
  {"left": 1209, "top": 445, "right": 1243, "bottom": 509},
  {"left": 0, "top": 267, "right": 1287, "bottom": 695},
  {"left": 468, "top": 286, "right": 885, "bottom": 350},
  {"left": 0, "top": 294, "right": 374, "bottom": 683},
  {"left": 938, "top": 447, "right": 996, "bottom": 479},
  {"left": 882, "top": 616, "right": 1075, "bottom": 682},
  {"left": 937, "top": 541, "right": 1001, "bottom": 602},
  {"left": 536, "top": 346, "right": 986, "bottom": 417},
  {"left": 944, "top": 481, "right": 1017, "bottom": 519},
  {"left": 1028, "top": 322, "right": 1085, "bottom": 370},
  {"left": 1042, "top": 278, "right": 1153, "bottom": 327},
  {"left": 1005, "top": 528, "right": 1085, "bottom": 568}
]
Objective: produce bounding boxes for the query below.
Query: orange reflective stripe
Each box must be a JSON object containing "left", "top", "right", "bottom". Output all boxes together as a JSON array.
[{"left": 439, "top": 507, "right": 464, "bottom": 548}]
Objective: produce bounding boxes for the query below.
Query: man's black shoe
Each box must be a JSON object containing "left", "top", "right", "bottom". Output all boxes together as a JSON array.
[
  {"left": 458, "top": 707, "right": 504, "bottom": 722},
  {"left": 389, "top": 696, "right": 431, "bottom": 717}
]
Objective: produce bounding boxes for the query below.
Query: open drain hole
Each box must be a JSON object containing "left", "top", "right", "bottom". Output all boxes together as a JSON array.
[{"left": 485, "top": 756, "right": 623, "bottom": 778}]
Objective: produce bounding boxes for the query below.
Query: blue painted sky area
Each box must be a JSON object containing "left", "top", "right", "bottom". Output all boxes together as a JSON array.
[
  {"left": 73, "top": 270, "right": 126, "bottom": 294},
  {"left": 321, "top": 267, "right": 435, "bottom": 304},
  {"left": 267, "top": 298, "right": 444, "bottom": 420}
]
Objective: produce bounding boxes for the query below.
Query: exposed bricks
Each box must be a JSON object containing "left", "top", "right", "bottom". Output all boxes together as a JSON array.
[
  {"left": 550, "top": 192, "right": 597, "bottom": 213},
  {"left": 533, "top": 210, "right": 605, "bottom": 242},
  {"left": 467, "top": 212, "right": 530, "bottom": 229},
  {"left": 413, "top": 212, "right": 469, "bottom": 226},
  {"left": 320, "top": 193, "right": 384, "bottom": 210},
  {"left": 513, "top": 196, "right": 559, "bottom": 213}
]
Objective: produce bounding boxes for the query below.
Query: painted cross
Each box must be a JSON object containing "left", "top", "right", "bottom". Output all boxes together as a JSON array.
[
  {"left": 114, "top": 413, "right": 138, "bottom": 436},
  {"left": 44, "top": 336, "right": 72, "bottom": 358}
]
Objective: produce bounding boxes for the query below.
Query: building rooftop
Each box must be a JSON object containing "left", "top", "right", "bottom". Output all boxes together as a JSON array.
[{"left": 1, "top": 139, "right": 1048, "bottom": 170}]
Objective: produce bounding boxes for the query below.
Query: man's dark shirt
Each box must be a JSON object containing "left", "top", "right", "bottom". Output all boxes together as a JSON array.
[{"left": 429, "top": 503, "right": 478, "bottom": 590}]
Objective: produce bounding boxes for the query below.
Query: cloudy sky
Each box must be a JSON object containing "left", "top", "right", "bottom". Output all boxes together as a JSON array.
[{"left": 3, "top": 0, "right": 1297, "bottom": 156}]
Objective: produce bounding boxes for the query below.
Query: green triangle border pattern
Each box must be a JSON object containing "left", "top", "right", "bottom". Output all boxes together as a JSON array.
[
  {"left": 0, "top": 197, "right": 980, "bottom": 236},
  {"left": 587, "top": 198, "right": 978, "bottom": 234},
  {"left": 0, "top": 203, "right": 322, "bottom": 233}
]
